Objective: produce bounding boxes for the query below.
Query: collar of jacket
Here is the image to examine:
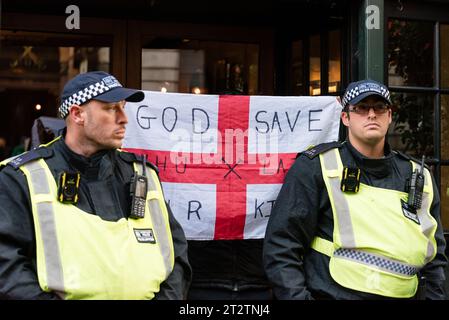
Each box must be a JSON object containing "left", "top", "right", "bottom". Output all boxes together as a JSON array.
[
  {"left": 55, "top": 137, "right": 114, "bottom": 180},
  {"left": 345, "top": 140, "right": 394, "bottom": 178}
]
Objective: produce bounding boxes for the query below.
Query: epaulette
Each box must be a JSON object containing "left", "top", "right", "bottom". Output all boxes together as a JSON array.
[
  {"left": 118, "top": 151, "right": 159, "bottom": 174},
  {"left": 296, "top": 141, "right": 342, "bottom": 159},
  {"left": 394, "top": 150, "right": 430, "bottom": 170},
  {"left": 4, "top": 147, "right": 54, "bottom": 170}
]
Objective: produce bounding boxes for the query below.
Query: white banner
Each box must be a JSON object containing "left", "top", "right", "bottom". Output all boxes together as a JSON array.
[{"left": 123, "top": 92, "right": 342, "bottom": 240}]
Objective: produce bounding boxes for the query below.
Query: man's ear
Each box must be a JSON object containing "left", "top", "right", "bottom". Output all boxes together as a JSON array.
[
  {"left": 341, "top": 111, "right": 350, "bottom": 127},
  {"left": 68, "top": 105, "right": 85, "bottom": 125}
]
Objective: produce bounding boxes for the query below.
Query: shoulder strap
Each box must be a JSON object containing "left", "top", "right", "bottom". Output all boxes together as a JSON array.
[
  {"left": 1, "top": 147, "right": 53, "bottom": 170},
  {"left": 297, "top": 141, "right": 342, "bottom": 159},
  {"left": 394, "top": 150, "right": 430, "bottom": 170},
  {"left": 117, "top": 150, "right": 159, "bottom": 174}
]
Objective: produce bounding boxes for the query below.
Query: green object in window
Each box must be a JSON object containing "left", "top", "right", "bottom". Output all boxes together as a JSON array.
[{"left": 11, "top": 145, "right": 25, "bottom": 157}]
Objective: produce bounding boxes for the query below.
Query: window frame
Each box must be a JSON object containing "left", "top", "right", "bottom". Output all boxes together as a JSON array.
[
  {"left": 126, "top": 20, "right": 275, "bottom": 95},
  {"left": 385, "top": 1, "right": 449, "bottom": 232},
  {"left": 1, "top": 12, "right": 128, "bottom": 81},
  {"left": 283, "top": 25, "right": 347, "bottom": 98}
]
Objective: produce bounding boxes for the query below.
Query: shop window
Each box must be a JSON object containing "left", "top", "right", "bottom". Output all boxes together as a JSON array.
[
  {"left": 309, "top": 34, "right": 321, "bottom": 96},
  {"left": 141, "top": 40, "right": 258, "bottom": 95},
  {"left": 0, "top": 30, "right": 110, "bottom": 150},
  {"left": 388, "top": 92, "right": 434, "bottom": 157},
  {"left": 288, "top": 28, "right": 341, "bottom": 97},
  {"left": 2, "top": 45, "right": 110, "bottom": 96},
  {"left": 386, "top": 14, "right": 449, "bottom": 233},
  {"left": 441, "top": 24, "right": 449, "bottom": 88},
  {"left": 328, "top": 30, "right": 341, "bottom": 94},
  {"left": 388, "top": 19, "right": 434, "bottom": 87},
  {"left": 291, "top": 40, "right": 304, "bottom": 95},
  {"left": 142, "top": 49, "right": 180, "bottom": 92}
]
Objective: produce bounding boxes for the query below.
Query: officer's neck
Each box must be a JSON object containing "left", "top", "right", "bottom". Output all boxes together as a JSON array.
[
  {"left": 347, "top": 135, "right": 386, "bottom": 159},
  {"left": 65, "top": 130, "right": 103, "bottom": 158}
]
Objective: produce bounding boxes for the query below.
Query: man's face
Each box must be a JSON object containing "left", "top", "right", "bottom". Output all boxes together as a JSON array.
[
  {"left": 341, "top": 96, "right": 392, "bottom": 146},
  {"left": 80, "top": 100, "right": 128, "bottom": 150}
]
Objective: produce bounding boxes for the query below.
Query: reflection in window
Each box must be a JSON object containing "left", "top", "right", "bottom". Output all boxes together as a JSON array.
[
  {"left": 441, "top": 166, "right": 449, "bottom": 229},
  {"left": 309, "top": 35, "right": 321, "bottom": 95},
  {"left": 442, "top": 95, "right": 449, "bottom": 159},
  {"left": 141, "top": 49, "right": 181, "bottom": 92},
  {"left": 388, "top": 19, "right": 434, "bottom": 87},
  {"left": 441, "top": 25, "right": 449, "bottom": 88},
  {"left": 328, "top": 30, "right": 341, "bottom": 94},
  {"left": 0, "top": 30, "right": 110, "bottom": 148},
  {"left": 291, "top": 40, "right": 304, "bottom": 95},
  {"left": 388, "top": 92, "right": 434, "bottom": 157},
  {"left": 1, "top": 45, "right": 110, "bottom": 95},
  {"left": 141, "top": 41, "right": 259, "bottom": 95}
]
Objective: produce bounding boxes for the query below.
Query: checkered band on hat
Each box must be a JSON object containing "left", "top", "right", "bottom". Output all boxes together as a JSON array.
[
  {"left": 342, "top": 82, "right": 391, "bottom": 107},
  {"left": 380, "top": 86, "right": 391, "bottom": 100},
  {"left": 342, "top": 86, "right": 360, "bottom": 107},
  {"left": 334, "top": 248, "right": 418, "bottom": 276},
  {"left": 59, "top": 81, "right": 112, "bottom": 118}
]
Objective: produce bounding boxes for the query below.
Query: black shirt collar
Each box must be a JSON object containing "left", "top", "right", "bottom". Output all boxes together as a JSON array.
[
  {"left": 345, "top": 139, "right": 393, "bottom": 178},
  {"left": 55, "top": 136, "right": 114, "bottom": 179}
]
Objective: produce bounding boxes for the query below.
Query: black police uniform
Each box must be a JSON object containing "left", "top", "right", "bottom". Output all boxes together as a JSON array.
[
  {"left": 263, "top": 140, "right": 447, "bottom": 300},
  {"left": 187, "top": 239, "right": 272, "bottom": 300},
  {"left": 0, "top": 136, "right": 191, "bottom": 299}
]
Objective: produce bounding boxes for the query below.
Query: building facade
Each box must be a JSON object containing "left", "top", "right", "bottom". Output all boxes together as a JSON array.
[{"left": 1, "top": 0, "right": 449, "bottom": 236}]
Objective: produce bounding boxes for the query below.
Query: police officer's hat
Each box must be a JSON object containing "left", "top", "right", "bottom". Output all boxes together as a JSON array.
[
  {"left": 341, "top": 79, "right": 392, "bottom": 108},
  {"left": 59, "top": 71, "right": 144, "bottom": 118}
]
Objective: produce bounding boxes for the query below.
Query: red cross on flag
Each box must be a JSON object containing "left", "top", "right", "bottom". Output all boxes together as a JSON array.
[{"left": 123, "top": 92, "right": 342, "bottom": 240}]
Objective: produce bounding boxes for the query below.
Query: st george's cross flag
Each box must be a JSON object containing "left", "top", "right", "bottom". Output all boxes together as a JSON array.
[{"left": 123, "top": 92, "right": 342, "bottom": 240}]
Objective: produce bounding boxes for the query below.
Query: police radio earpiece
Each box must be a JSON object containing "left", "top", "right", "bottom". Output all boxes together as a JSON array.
[
  {"left": 129, "top": 154, "right": 148, "bottom": 219},
  {"left": 407, "top": 156, "right": 425, "bottom": 210},
  {"left": 57, "top": 171, "right": 80, "bottom": 204}
]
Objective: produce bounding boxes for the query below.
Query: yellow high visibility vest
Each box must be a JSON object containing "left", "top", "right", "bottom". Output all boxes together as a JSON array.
[
  {"left": 311, "top": 148, "right": 437, "bottom": 298},
  {"left": 18, "top": 155, "right": 174, "bottom": 300}
]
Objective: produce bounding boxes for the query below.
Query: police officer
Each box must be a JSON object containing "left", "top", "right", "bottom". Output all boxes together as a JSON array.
[
  {"left": 263, "top": 79, "right": 447, "bottom": 299},
  {"left": 0, "top": 71, "right": 191, "bottom": 299}
]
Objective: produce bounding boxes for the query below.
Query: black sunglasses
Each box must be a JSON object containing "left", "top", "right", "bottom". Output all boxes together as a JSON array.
[{"left": 348, "top": 103, "right": 390, "bottom": 115}]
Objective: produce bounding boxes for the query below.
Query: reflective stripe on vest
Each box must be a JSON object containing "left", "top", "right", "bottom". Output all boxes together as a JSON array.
[
  {"left": 21, "top": 160, "right": 66, "bottom": 296},
  {"left": 319, "top": 148, "right": 356, "bottom": 248},
  {"left": 21, "top": 158, "right": 174, "bottom": 299},
  {"left": 311, "top": 237, "right": 420, "bottom": 277},
  {"left": 313, "top": 148, "right": 437, "bottom": 297},
  {"left": 334, "top": 248, "right": 418, "bottom": 277}
]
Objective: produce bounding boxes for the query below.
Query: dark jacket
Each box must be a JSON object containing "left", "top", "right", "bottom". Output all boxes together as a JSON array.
[
  {"left": 263, "top": 140, "right": 447, "bottom": 300},
  {"left": 188, "top": 239, "right": 270, "bottom": 291},
  {"left": 0, "top": 137, "right": 191, "bottom": 300}
]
